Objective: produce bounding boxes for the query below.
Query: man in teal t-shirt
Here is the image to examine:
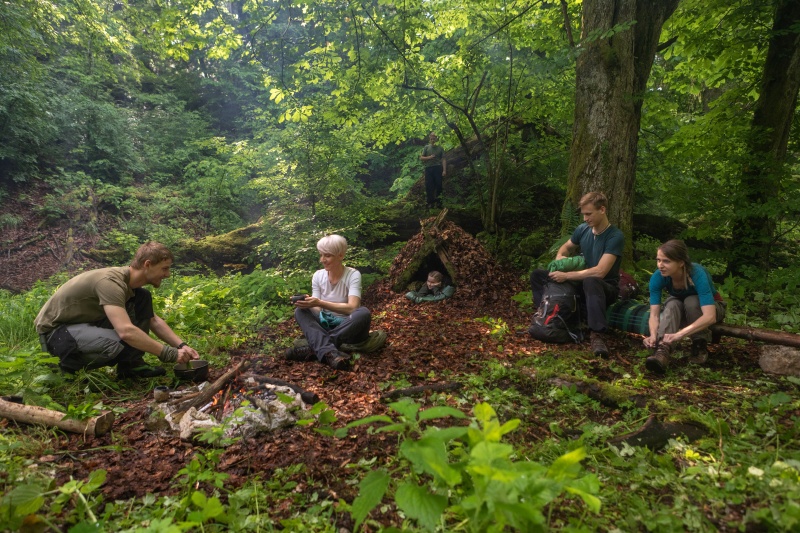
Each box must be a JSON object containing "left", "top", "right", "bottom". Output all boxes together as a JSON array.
[
  {"left": 420, "top": 132, "right": 447, "bottom": 208},
  {"left": 529, "top": 191, "right": 625, "bottom": 357}
]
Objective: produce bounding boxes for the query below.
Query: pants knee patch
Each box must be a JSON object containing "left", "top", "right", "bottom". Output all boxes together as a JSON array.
[{"left": 47, "top": 326, "right": 78, "bottom": 360}]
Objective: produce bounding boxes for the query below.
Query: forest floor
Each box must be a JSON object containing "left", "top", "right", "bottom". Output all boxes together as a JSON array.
[
  {"left": 3, "top": 189, "right": 793, "bottom": 531},
  {"left": 43, "top": 285, "right": 772, "bottom": 531}
]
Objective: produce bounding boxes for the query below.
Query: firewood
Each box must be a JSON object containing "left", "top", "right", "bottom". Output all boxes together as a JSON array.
[
  {"left": 172, "top": 360, "right": 249, "bottom": 414},
  {"left": 0, "top": 398, "right": 114, "bottom": 436}
]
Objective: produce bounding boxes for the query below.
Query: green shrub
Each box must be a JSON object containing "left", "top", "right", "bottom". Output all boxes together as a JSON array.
[{"left": 342, "top": 401, "right": 600, "bottom": 532}]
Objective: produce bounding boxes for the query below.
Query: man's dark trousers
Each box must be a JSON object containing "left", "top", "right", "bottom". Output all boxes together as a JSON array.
[{"left": 424, "top": 165, "right": 443, "bottom": 208}]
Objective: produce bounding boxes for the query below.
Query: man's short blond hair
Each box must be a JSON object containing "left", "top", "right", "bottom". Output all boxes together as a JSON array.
[
  {"left": 317, "top": 235, "right": 348, "bottom": 256},
  {"left": 131, "top": 242, "right": 173, "bottom": 268},
  {"left": 578, "top": 191, "right": 608, "bottom": 210}
]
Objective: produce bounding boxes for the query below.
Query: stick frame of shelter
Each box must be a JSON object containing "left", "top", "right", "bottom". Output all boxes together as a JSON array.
[{"left": 392, "top": 209, "right": 459, "bottom": 292}]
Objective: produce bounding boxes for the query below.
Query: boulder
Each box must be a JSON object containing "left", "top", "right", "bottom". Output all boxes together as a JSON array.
[{"left": 759, "top": 345, "right": 800, "bottom": 377}]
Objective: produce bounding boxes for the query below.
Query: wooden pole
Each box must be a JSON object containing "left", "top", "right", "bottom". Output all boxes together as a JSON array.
[
  {"left": 710, "top": 323, "right": 800, "bottom": 349},
  {"left": 0, "top": 398, "right": 114, "bottom": 436}
]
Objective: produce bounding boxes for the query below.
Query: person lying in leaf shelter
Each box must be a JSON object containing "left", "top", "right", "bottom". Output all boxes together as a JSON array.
[{"left": 405, "top": 270, "right": 456, "bottom": 303}]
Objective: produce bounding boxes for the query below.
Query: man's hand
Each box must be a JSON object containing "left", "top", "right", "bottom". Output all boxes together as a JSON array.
[
  {"left": 177, "top": 344, "right": 200, "bottom": 364},
  {"left": 661, "top": 332, "right": 682, "bottom": 345},
  {"left": 548, "top": 271, "right": 570, "bottom": 283},
  {"left": 643, "top": 335, "right": 657, "bottom": 348}
]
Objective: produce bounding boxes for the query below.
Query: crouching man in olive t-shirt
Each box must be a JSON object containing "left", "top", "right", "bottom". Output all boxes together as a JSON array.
[{"left": 34, "top": 242, "right": 199, "bottom": 379}]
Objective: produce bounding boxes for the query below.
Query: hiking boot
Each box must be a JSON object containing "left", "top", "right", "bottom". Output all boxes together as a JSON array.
[
  {"left": 293, "top": 337, "right": 309, "bottom": 349},
  {"left": 689, "top": 340, "right": 709, "bottom": 365},
  {"left": 284, "top": 345, "right": 316, "bottom": 362},
  {"left": 117, "top": 363, "right": 166, "bottom": 379},
  {"left": 645, "top": 343, "right": 672, "bottom": 374},
  {"left": 590, "top": 331, "right": 609, "bottom": 358},
  {"left": 340, "top": 330, "right": 387, "bottom": 353},
  {"left": 322, "top": 351, "right": 351, "bottom": 371}
]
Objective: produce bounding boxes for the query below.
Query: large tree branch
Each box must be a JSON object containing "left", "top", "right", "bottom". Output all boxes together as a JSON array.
[
  {"left": 560, "top": 0, "right": 575, "bottom": 47},
  {"left": 401, "top": 83, "right": 467, "bottom": 114}
]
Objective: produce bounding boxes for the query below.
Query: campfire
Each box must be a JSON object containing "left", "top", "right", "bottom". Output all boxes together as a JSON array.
[{"left": 149, "top": 361, "right": 321, "bottom": 443}]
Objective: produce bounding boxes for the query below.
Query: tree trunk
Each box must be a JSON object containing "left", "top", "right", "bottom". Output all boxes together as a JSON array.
[
  {"left": 729, "top": 0, "right": 800, "bottom": 277},
  {"left": 566, "top": 0, "right": 679, "bottom": 264}
]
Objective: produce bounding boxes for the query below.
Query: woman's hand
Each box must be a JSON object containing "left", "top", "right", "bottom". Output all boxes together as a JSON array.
[
  {"left": 295, "top": 296, "right": 320, "bottom": 309},
  {"left": 643, "top": 335, "right": 658, "bottom": 348}
]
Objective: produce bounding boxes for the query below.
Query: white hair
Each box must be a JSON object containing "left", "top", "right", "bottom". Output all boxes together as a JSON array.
[{"left": 317, "top": 235, "right": 348, "bottom": 256}]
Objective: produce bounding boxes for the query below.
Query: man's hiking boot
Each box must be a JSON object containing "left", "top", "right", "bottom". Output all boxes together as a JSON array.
[
  {"left": 341, "top": 330, "right": 387, "bottom": 353},
  {"left": 689, "top": 339, "right": 709, "bottom": 364},
  {"left": 284, "top": 345, "right": 316, "bottom": 362},
  {"left": 116, "top": 362, "right": 166, "bottom": 379},
  {"left": 590, "top": 331, "right": 610, "bottom": 358},
  {"left": 645, "top": 343, "right": 672, "bottom": 374},
  {"left": 323, "top": 351, "right": 351, "bottom": 371}
]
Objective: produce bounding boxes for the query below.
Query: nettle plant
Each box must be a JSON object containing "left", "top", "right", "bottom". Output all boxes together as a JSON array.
[{"left": 341, "top": 400, "right": 601, "bottom": 532}]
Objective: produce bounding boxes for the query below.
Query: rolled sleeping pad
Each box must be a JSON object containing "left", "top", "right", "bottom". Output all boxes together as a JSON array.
[{"left": 605, "top": 300, "right": 651, "bottom": 336}]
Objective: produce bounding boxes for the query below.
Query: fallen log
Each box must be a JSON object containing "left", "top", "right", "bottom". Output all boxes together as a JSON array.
[
  {"left": 608, "top": 414, "right": 707, "bottom": 450},
  {"left": 382, "top": 382, "right": 462, "bottom": 401},
  {"left": 607, "top": 301, "right": 800, "bottom": 349},
  {"left": 170, "top": 360, "right": 249, "bottom": 414},
  {"left": 709, "top": 323, "right": 800, "bottom": 349},
  {"left": 0, "top": 398, "right": 114, "bottom": 436},
  {"left": 548, "top": 377, "right": 648, "bottom": 409}
]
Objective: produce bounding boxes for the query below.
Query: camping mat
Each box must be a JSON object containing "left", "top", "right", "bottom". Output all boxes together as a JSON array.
[{"left": 605, "top": 300, "right": 650, "bottom": 335}]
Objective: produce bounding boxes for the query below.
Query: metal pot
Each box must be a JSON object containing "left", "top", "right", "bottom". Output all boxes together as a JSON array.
[{"left": 174, "top": 360, "right": 210, "bottom": 383}]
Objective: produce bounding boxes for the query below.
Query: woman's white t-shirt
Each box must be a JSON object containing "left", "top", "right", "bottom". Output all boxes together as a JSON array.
[{"left": 312, "top": 266, "right": 362, "bottom": 318}]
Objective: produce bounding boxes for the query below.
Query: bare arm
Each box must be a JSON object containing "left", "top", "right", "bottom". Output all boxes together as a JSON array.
[
  {"left": 662, "top": 305, "right": 717, "bottom": 345},
  {"left": 442, "top": 157, "right": 447, "bottom": 175},
  {"left": 104, "top": 305, "right": 168, "bottom": 357},
  {"left": 295, "top": 295, "right": 361, "bottom": 316},
  {"left": 555, "top": 240, "right": 579, "bottom": 260},
  {"left": 104, "top": 306, "right": 197, "bottom": 363},
  {"left": 550, "top": 252, "right": 617, "bottom": 282},
  {"left": 150, "top": 315, "right": 199, "bottom": 362},
  {"left": 644, "top": 304, "right": 661, "bottom": 348}
]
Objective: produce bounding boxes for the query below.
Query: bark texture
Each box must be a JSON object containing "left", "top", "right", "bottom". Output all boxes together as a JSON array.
[
  {"left": 730, "top": 0, "right": 800, "bottom": 276},
  {"left": 566, "top": 0, "right": 679, "bottom": 263}
]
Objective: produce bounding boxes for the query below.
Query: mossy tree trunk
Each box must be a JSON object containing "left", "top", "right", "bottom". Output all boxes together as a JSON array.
[
  {"left": 729, "top": 0, "right": 800, "bottom": 277},
  {"left": 565, "top": 0, "right": 679, "bottom": 265}
]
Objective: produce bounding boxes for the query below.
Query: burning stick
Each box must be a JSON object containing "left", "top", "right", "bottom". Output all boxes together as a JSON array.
[
  {"left": 242, "top": 374, "right": 321, "bottom": 405},
  {"left": 171, "top": 360, "right": 250, "bottom": 414}
]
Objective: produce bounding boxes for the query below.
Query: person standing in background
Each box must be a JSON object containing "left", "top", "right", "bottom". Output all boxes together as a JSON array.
[{"left": 420, "top": 132, "right": 447, "bottom": 208}]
